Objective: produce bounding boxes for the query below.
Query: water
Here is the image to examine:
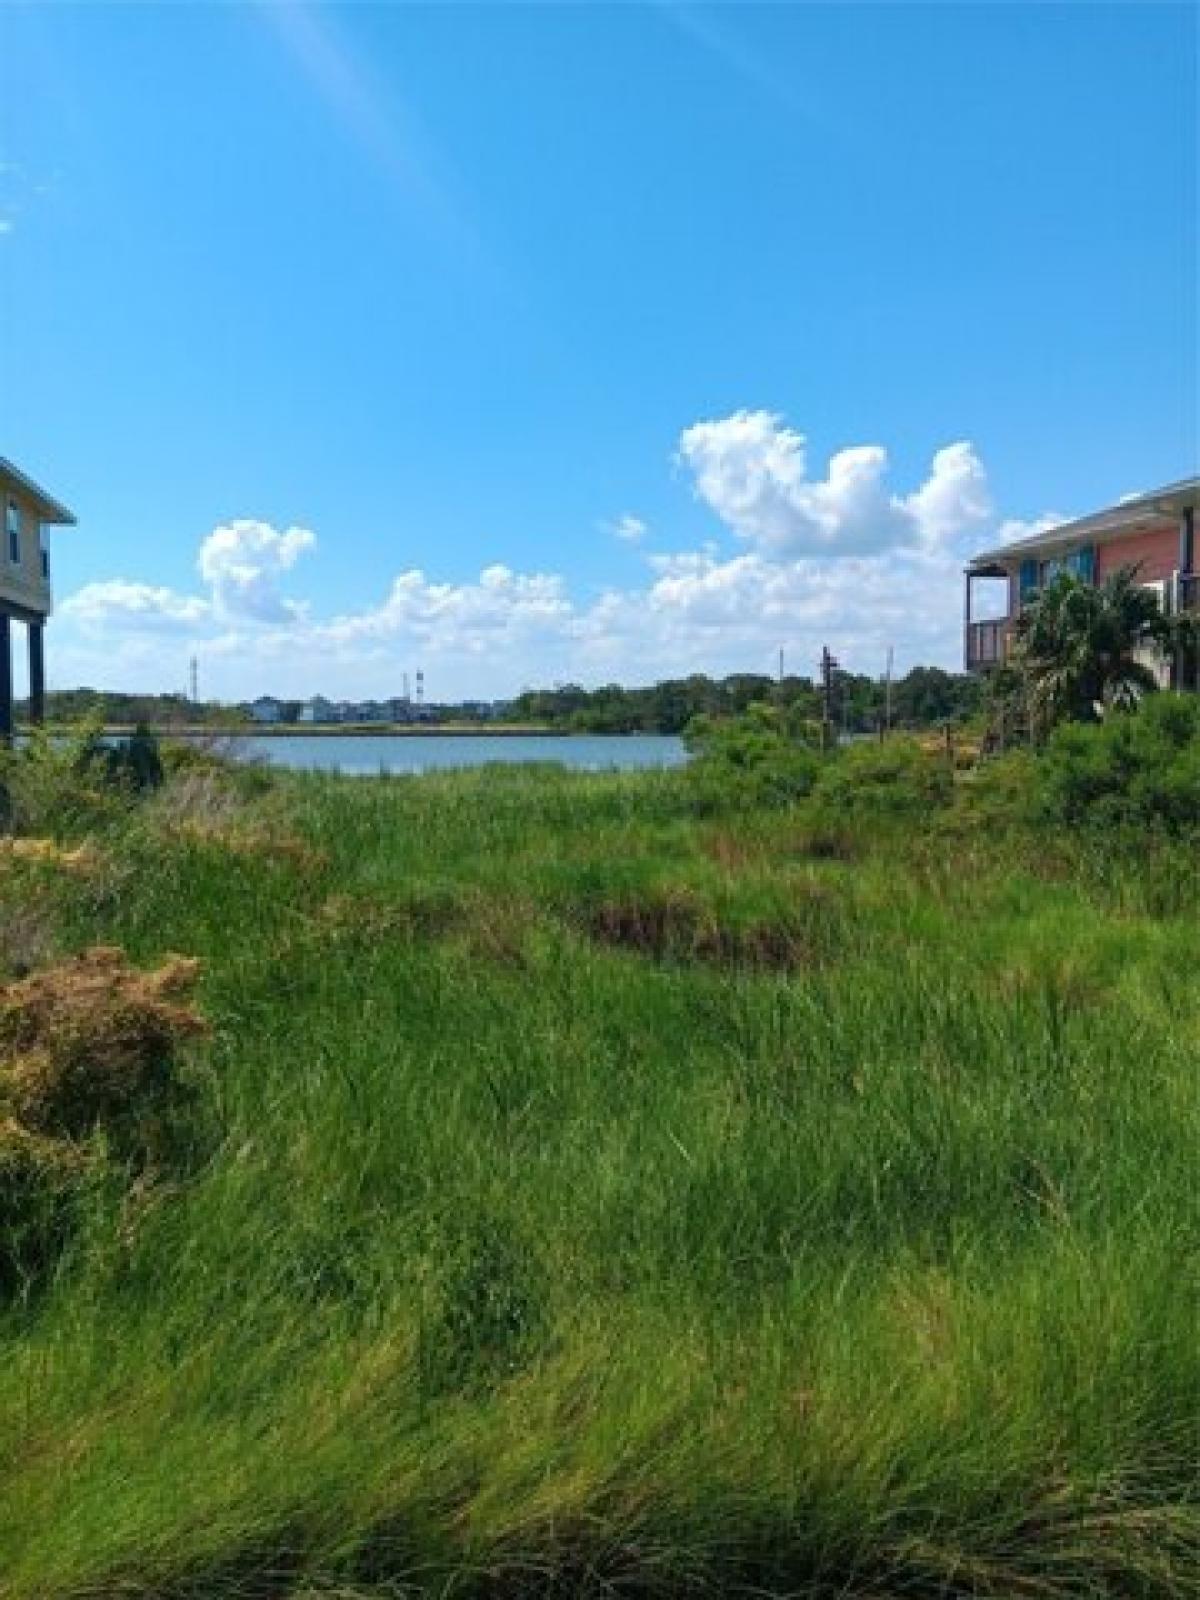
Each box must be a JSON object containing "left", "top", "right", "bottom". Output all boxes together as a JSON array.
[{"left": 230, "top": 732, "right": 687, "bottom": 776}]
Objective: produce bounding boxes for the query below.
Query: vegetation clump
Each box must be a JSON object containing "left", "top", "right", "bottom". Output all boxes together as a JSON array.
[
  {"left": 0, "top": 947, "right": 208, "bottom": 1297},
  {"left": 583, "top": 886, "right": 803, "bottom": 969},
  {"left": 1037, "top": 690, "right": 1200, "bottom": 831}
]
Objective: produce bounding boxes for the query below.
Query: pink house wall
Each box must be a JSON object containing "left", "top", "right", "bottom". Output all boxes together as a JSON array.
[
  {"left": 1094, "top": 522, "right": 1179, "bottom": 584},
  {"left": 1001, "top": 520, "right": 1180, "bottom": 618}
]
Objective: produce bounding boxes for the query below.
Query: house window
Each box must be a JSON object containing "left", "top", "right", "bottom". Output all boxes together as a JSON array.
[
  {"left": 1065, "top": 545, "right": 1095, "bottom": 583},
  {"left": 5, "top": 500, "right": 20, "bottom": 566},
  {"left": 1038, "top": 546, "right": 1096, "bottom": 589},
  {"left": 40, "top": 547, "right": 50, "bottom": 581}
]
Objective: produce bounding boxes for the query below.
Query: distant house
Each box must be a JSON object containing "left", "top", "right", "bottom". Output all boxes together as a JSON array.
[
  {"left": 248, "top": 696, "right": 284, "bottom": 724},
  {"left": 0, "top": 458, "right": 76, "bottom": 740},
  {"left": 298, "top": 695, "right": 338, "bottom": 724},
  {"left": 965, "top": 477, "right": 1198, "bottom": 689}
]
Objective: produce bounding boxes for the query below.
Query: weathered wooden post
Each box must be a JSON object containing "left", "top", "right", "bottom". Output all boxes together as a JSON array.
[
  {"left": 0, "top": 614, "right": 11, "bottom": 746},
  {"left": 28, "top": 621, "right": 45, "bottom": 727}
]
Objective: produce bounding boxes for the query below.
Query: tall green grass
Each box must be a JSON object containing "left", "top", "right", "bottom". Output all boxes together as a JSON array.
[{"left": 0, "top": 761, "right": 1196, "bottom": 1597}]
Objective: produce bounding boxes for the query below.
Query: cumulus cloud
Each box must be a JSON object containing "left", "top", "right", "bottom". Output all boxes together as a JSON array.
[
  {"left": 677, "top": 410, "right": 991, "bottom": 556},
  {"left": 319, "top": 564, "right": 573, "bottom": 655},
  {"left": 605, "top": 513, "right": 648, "bottom": 543},
  {"left": 197, "top": 520, "right": 315, "bottom": 622},
  {"left": 60, "top": 581, "right": 210, "bottom": 630},
  {"left": 51, "top": 415, "right": 1058, "bottom": 700}
]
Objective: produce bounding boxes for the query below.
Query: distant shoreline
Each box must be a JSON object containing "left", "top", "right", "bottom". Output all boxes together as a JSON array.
[{"left": 95, "top": 723, "right": 575, "bottom": 739}]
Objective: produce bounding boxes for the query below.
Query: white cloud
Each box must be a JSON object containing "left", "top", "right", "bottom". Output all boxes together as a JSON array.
[
  {"left": 60, "top": 580, "right": 210, "bottom": 631},
  {"left": 995, "top": 513, "right": 1067, "bottom": 546},
  {"left": 320, "top": 563, "right": 573, "bottom": 654},
  {"left": 605, "top": 513, "right": 648, "bottom": 543},
  {"left": 677, "top": 410, "right": 991, "bottom": 556},
  {"left": 50, "top": 417, "right": 1060, "bottom": 700},
  {"left": 197, "top": 519, "right": 315, "bottom": 622},
  {"left": 0, "top": 218, "right": 13, "bottom": 238},
  {"left": 901, "top": 441, "right": 993, "bottom": 549}
]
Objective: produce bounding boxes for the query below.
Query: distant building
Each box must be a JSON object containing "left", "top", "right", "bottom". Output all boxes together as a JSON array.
[
  {"left": 298, "top": 695, "right": 338, "bottom": 724},
  {"left": 248, "top": 696, "right": 284, "bottom": 724}
]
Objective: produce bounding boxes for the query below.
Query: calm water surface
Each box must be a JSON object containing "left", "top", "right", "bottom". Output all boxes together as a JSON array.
[{"left": 233, "top": 733, "right": 687, "bottom": 776}]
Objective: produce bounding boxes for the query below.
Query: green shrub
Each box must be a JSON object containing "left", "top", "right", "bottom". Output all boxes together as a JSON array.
[
  {"left": 0, "top": 726, "right": 133, "bottom": 838},
  {"left": 812, "top": 736, "right": 953, "bottom": 818},
  {"left": 684, "top": 703, "right": 821, "bottom": 810},
  {"left": 1037, "top": 692, "right": 1200, "bottom": 832}
]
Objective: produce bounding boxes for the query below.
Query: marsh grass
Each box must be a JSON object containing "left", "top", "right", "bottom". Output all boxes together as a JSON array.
[{"left": 0, "top": 761, "right": 1196, "bottom": 1597}]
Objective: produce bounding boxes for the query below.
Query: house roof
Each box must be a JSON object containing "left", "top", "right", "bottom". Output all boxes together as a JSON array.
[
  {"left": 967, "top": 475, "right": 1198, "bottom": 573},
  {"left": 0, "top": 458, "right": 77, "bottom": 526}
]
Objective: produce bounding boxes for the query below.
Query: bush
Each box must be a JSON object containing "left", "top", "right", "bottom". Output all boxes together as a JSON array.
[
  {"left": 811, "top": 736, "right": 953, "bottom": 818},
  {"left": 80, "top": 722, "right": 164, "bottom": 794},
  {"left": 684, "top": 703, "right": 821, "bottom": 810},
  {"left": 1036, "top": 692, "right": 1200, "bottom": 832},
  {"left": 0, "top": 726, "right": 133, "bottom": 838}
]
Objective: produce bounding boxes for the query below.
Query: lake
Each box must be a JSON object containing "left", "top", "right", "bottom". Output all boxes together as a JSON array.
[{"left": 232, "top": 732, "right": 687, "bottom": 775}]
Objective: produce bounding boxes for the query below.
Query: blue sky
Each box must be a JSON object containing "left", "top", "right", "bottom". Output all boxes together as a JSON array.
[{"left": 2, "top": 1, "right": 1195, "bottom": 700}]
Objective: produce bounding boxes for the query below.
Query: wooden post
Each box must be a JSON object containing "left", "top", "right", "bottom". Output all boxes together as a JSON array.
[
  {"left": 0, "top": 614, "right": 11, "bottom": 745},
  {"left": 27, "top": 621, "right": 45, "bottom": 727}
]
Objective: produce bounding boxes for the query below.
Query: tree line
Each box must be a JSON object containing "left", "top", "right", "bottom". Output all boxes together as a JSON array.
[{"left": 509, "top": 667, "right": 984, "bottom": 735}]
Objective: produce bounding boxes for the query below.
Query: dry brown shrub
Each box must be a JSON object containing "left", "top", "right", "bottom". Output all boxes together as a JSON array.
[
  {"left": 151, "top": 772, "right": 327, "bottom": 872},
  {"left": 0, "top": 947, "right": 210, "bottom": 1295},
  {"left": 0, "top": 947, "right": 208, "bottom": 1144},
  {"left": 0, "top": 837, "right": 101, "bottom": 873},
  {"left": 0, "top": 1115, "right": 88, "bottom": 1182},
  {"left": 169, "top": 817, "right": 328, "bottom": 873}
]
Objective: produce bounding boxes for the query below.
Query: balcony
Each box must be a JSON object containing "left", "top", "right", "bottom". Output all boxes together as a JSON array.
[{"left": 965, "top": 618, "right": 1009, "bottom": 671}]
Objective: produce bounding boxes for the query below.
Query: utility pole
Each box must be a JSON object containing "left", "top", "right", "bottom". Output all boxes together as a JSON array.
[
  {"left": 778, "top": 646, "right": 785, "bottom": 685},
  {"left": 189, "top": 655, "right": 198, "bottom": 706},
  {"left": 884, "top": 644, "right": 894, "bottom": 734},
  {"left": 820, "top": 645, "right": 839, "bottom": 750}
]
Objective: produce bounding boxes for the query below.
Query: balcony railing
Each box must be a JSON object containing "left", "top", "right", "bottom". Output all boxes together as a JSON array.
[{"left": 965, "top": 618, "right": 1009, "bottom": 671}]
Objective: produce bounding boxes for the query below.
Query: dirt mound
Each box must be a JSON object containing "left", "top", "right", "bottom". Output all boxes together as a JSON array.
[{"left": 0, "top": 947, "right": 207, "bottom": 1143}]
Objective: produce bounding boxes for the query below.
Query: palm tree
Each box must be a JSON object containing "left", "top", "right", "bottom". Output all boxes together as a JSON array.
[{"left": 1010, "top": 563, "right": 1175, "bottom": 731}]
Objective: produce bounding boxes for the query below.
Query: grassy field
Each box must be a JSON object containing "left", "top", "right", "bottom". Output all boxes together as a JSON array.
[{"left": 0, "top": 751, "right": 1197, "bottom": 1597}]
